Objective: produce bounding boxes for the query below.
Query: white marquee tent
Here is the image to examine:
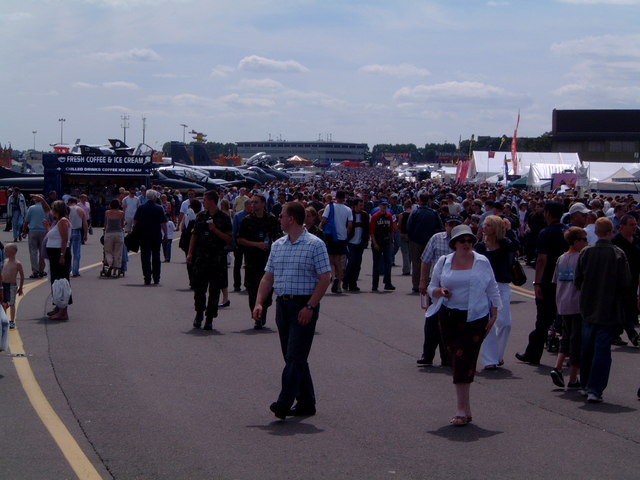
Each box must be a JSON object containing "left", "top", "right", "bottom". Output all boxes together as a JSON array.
[
  {"left": 589, "top": 166, "right": 640, "bottom": 196},
  {"left": 469, "top": 151, "right": 580, "bottom": 183}
]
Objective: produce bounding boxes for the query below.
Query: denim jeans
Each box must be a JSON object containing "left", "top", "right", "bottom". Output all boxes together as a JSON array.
[
  {"left": 11, "top": 211, "right": 23, "bottom": 241},
  {"left": 392, "top": 231, "right": 400, "bottom": 263},
  {"left": 0, "top": 313, "right": 9, "bottom": 351},
  {"left": 581, "top": 322, "right": 617, "bottom": 397},
  {"left": 70, "top": 229, "right": 82, "bottom": 276},
  {"left": 275, "top": 295, "right": 318, "bottom": 408},
  {"left": 399, "top": 235, "right": 411, "bottom": 275},
  {"left": 371, "top": 243, "right": 392, "bottom": 289}
]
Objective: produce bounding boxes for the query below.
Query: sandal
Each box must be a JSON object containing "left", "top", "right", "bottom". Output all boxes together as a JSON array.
[{"left": 450, "top": 416, "right": 470, "bottom": 426}]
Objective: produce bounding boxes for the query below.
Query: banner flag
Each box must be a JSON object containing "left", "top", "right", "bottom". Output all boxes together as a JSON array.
[{"left": 511, "top": 111, "right": 520, "bottom": 175}]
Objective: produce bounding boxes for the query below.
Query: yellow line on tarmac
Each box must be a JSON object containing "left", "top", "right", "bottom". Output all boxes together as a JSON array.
[
  {"left": 9, "top": 274, "right": 104, "bottom": 480},
  {"left": 510, "top": 284, "right": 535, "bottom": 299}
]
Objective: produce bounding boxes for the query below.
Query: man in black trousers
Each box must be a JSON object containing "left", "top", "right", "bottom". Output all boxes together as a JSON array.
[{"left": 134, "top": 189, "right": 168, "bottom": 285}]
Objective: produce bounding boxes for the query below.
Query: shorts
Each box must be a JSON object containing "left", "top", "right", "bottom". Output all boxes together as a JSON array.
[
  {"left": 3, "top": 283, "right": 16, "bottom": 306},
  {"left": 325, "top": 237, "right": 347, "bottom": 255},
  {"left": 558, "top": 313, "right": 582, "bottom": 366}
]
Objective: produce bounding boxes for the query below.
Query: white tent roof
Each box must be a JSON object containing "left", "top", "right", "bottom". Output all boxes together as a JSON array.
[
  {"left": 582, "top": 162, "right": 640, "bottom": 182},
  {"left": 469, "top": 151, "right": 580, "bottom": 181},
  {"left": 590, "top": 168, "right": 640, "bottom": 197},
  {"left": 526, "top": 163, "right": 576, "bottom": 189}
]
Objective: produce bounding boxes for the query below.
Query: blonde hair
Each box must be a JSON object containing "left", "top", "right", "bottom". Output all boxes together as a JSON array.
[
  {"left": 4, "top": 243, "right": 17, "bottom": 254},
  {"left": 594, "top": 217, "right": 613, "bottom": 237},
  {"left": 483, "top": 215, "right": 505, "bottom": 240}
]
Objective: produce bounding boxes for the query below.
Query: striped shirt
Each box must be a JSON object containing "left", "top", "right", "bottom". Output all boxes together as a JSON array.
[
  {"left": 266, "top": 229, "right": 331, "bottom": 296},
  {"left": 421, "top": 231, "right": 452, "bottom": 275}
]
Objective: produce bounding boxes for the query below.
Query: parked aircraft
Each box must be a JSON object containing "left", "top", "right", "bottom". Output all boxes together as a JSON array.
[
  {"left": 0, "top": 167, "right": 44, "bottom": 193},
  {"left": 194, "top": 166, "right": 261, "bottom": 188},
  {"left": 155, "top": 164, "right": 230, "bottom": 190}
]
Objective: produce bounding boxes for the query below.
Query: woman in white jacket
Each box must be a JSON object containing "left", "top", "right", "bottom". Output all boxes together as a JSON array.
[{"left": 427, "top": 224, "right": 502, "bottom": 426}]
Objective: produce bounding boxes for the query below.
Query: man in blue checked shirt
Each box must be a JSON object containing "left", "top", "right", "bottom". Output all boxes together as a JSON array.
[{"left": 253, "top": 202, "right": 331, "bottom": 420}]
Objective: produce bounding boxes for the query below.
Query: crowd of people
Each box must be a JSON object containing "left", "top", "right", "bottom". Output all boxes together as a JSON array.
[{"left": 3, "top": 165, "right": 640, "bottom": 423}]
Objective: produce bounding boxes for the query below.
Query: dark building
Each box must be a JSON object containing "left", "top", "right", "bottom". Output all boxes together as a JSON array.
[
  {"left": 236, "top": 140, "right": 368, "bottom": 164},
  {"left": 551, "top": 109, "right": 640, "bottom": 162}
]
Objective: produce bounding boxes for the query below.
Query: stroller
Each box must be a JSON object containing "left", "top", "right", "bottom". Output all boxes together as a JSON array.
[{"left": 99, "top": 234, "right": 125, "bottom": 279}]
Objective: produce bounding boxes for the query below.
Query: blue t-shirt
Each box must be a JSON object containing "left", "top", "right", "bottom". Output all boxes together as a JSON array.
[{"left": 24, "top": 204, "right": 48, "bottom": 232}]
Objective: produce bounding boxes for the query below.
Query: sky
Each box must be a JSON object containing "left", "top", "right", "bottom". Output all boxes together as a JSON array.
[{"left": 1, "top": 0, "right": 639, "bottom": 153}]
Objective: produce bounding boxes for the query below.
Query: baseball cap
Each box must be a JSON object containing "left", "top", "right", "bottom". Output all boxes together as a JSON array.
[{"left": 569, "top": 202, "right": 590, "bottom": 215}]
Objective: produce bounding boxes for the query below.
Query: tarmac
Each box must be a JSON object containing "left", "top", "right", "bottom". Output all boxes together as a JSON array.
[{"left": 0, "top": 227, "right": 638, "bottom": 480}]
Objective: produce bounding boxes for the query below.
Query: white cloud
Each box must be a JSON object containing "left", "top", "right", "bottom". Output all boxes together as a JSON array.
[
  {"left": 393, "top": 81, "right": 511, "bottom": 101},
  {"left": 73, "top": 82, "right": 98, "bottom": 89},
  {"left": 103, "top": 81, "right": 140, "bottom": 89},
  {"left": 551, "top": 34, "right": 640, "bottom": 58},
  {"left": 220, "top": 93, "right": 276, "bottom": 108},
  {"left": 91, "top": 48, "right": 162, "bottom": 62},
  {"left": 359, "top": 63, "right": 430, "bottom": 77},
  {"left": 210, "top": 65, "right": 235, "bottom": 78},
  {"left": 553, "top": 83, "right": 640, "bottom": 103},
  {"left": 235, "top": 78, "right": 284, "bottom": 90},
  {"left": 152, "top": 73, "right": 187, "bottom": 79},
  {"left": 238, "top": 55, "right": 309, "bottom": 73},
  {"left": 553, "top": 83, "right": 589, "bottom": 96}
]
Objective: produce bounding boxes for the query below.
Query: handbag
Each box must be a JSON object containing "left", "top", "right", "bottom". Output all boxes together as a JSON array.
[
  {"left": 52, "top": 278, "right": 72, "bottom": 308},
  {"left": 322, "top": 203, "right": 339, "bottom": 242},
  {"left": 124, "top": 227, "right": 140, "bottom": 253},
  {"left": 511, "top": 258, "right": 527, "bottom": 286}
]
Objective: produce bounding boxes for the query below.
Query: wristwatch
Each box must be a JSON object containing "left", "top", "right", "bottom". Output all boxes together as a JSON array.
[{"left": 305, "top": 304, "right": 315, "bottom": 311}]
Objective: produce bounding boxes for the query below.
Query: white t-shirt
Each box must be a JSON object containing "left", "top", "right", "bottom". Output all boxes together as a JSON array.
[
  {"left": 349, "top": 212, "right": 363, "bottom": 245},
  {"left": 180, "top": 199, "right": 191, "bottom": 215},
  {"left": 122, "top": 196, "right": 140, "bottom": 219},
  {"left": 164, "top": 221, "right": 176, "bottom": 240},
  {"left": 322, "top": 202, "right": 353, "bottom": 241}
]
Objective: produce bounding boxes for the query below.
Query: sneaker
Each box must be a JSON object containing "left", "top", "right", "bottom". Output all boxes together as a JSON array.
[
  {"left": 550, "top": 368, "right": 565, "bottom": 388},
  {"left": 567, "top": 381, "right": 581, "bottom": 390},
  {"left": 587, "top": 392, "right": 603, "bottom": 403},
  {"left": 335, "top": 287, "right": 343, "bottom": 294},
  {"left": 579, "top": 388, "right": 588, "bottom": 397},
  {"left": 384, "top": 284, "right": 396, "bottom": 291},
  {"left": 630, "top": 333, "right": 639, "bottom": 348},
  {"left": 9, "top": 321, "right": 15, "bottom": 329}
]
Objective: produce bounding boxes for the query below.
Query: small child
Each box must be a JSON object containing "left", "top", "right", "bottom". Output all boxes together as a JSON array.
[
  {"left": 550, "top": 227, "right": 587, "bottom": 389},
  {"left": 3, "top": 243, "right": 25, "bottom": 329},
  {"left": 163, "top": 216, "right": 176, "bottom": 262}
]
